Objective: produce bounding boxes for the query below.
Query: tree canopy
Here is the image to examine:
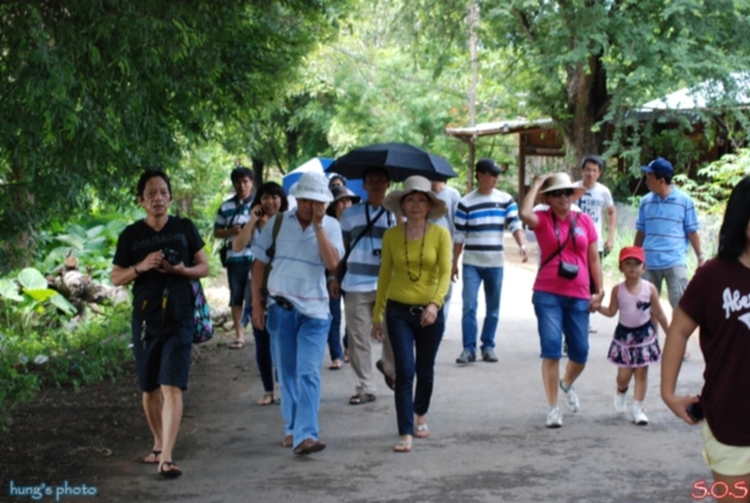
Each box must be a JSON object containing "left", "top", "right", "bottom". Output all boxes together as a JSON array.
[{"left": 0, "top": 0, "right": 344, "bottom": 265}]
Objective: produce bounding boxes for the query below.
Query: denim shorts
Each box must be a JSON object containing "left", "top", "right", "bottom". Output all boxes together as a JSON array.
[
  {"left": 532, "top": 290, "right": 590, "bottom": 363},
  {"left": 227, "top": 261, "right": 252, "bottom": 307}
]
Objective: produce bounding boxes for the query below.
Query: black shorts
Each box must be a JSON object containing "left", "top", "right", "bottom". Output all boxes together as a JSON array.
[
  {"left": 227, "top": 261, "right": 252, "bottom": 307},
  {"left": 132, "top": 319, "right": 193, "bottom": 392}
]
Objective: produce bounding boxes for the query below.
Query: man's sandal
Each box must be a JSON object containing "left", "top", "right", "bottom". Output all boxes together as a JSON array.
[
  {"left": 349, "top": 393, "right": 376, "bottom": 405},
  {"left": 229, "top": 340, "right": 245, "bottom": 349},
  {"left": 139, "top": 450, "right": 161, "bottom": 464},
  {"left": 158, "top": 461, "right": 182, "bottom": 478}
]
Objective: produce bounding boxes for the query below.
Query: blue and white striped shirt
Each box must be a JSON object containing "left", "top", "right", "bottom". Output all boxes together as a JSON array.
[
  {"left": 454, "top": 189, "right": 522, "bottom": 268},
  {"left": 636, "top": 187, "right": 699, "bottom": 269},
  {"left": 340, "top": 202, "right": 396, "bottom": 293},
  {"left": 214, "top": 196, "right": 254, "bottom": 263}
]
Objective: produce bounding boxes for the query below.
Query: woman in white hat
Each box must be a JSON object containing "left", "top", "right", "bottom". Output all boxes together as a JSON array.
[
  {"left": 520, "top": 172, "right": 604, "bottom": 428},
  {"left": 371, "top": 175, "right": 451, "bottom": 453}
]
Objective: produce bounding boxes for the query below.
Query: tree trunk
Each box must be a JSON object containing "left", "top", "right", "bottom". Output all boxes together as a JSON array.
[
  {"left": 561, "top": 54, "right": 609, "bottom": 177},
  {"left": 251, "top": 157, "right": 265, "bottom": 186}
]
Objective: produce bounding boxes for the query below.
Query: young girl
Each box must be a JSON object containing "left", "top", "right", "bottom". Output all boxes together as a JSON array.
[{"left": 598, "top": 246, "right": 669, "bottom": 425}]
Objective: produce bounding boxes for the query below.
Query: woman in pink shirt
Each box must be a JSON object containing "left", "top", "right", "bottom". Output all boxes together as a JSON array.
[{"left": 520, "top": 173, "right": 603, "bottom": 428}]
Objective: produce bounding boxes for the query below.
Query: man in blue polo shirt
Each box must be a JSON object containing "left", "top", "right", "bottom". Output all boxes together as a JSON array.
[{"left": 634, "top": 157, "right": 704, "bottom": 310}]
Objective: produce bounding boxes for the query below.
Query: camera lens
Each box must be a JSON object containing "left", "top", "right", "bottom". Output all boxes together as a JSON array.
[{"left": 372, "top": 249, "right": 381, "bottom": 257}]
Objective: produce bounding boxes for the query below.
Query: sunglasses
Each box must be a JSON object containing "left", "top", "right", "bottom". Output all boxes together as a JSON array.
[{"left": 548, "top": 188, "right": 575, "bottom": 198}]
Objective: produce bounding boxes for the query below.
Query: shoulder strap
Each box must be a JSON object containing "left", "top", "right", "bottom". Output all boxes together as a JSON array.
[
  {"left": 261, "top": 213, "right": 285, "bottom": 298},
  {"left": 539, "top": 214, "right": 578, "bottom": 271}
]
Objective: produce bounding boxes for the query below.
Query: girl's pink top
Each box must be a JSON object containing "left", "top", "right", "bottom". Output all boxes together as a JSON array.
[
  {"left": 532, "top": 209, "right": 597, "bottom": 300},
  {"left": 617, "top": 280, "right": 652, "bottom": 328}
]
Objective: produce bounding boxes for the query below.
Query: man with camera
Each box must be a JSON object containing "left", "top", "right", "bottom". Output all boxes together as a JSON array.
[
  {"left": 330, "top": 167, "right": 396, "bottom": 405},
  {"left": 214, "top": 165, "right": 255, "bottom": 349},
  {"left": 112, "top": 170, "right": 209, "bottom": 477}
]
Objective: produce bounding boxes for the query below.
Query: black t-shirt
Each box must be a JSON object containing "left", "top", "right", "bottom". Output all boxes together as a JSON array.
[{"left": 113, "top": 216, "right": 204, "bottom": 327}]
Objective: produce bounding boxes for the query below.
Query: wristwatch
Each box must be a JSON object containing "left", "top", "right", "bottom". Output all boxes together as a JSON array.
[{"left": 313, "top": 224, "right": 324, "bottom": 232}]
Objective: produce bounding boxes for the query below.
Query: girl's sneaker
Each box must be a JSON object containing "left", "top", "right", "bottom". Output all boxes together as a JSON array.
[
  {"left": 614, "top": 389, "right": 628, "bottom": 413},
  {"left": 632, "top": 401, "right": 649, "bottom": 425}
]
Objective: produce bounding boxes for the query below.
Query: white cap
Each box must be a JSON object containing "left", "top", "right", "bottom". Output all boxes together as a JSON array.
[{"left": 290, "top": 172, "right": 333, "bottom": 203}]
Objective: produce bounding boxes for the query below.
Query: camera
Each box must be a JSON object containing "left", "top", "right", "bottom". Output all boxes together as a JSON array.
[
  {"left": 686, "top": 402, "right": 704, "bottom": 421},
  {"left": 372, "top": 249, "right": 382, "bottom": 257},
  {"left": 162, "top": 248, "right": 181, "bottom": 266}
]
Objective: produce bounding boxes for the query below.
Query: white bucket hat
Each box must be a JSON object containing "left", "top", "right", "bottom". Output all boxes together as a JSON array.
[
  {"left": 290, "top": 172, "right": 333, "bottom": 203},
  {"left": 383, "top": 175, "right": 448, "bottom": 220}
]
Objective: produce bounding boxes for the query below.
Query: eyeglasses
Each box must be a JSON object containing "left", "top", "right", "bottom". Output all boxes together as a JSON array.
[{"left": 548, "top": 189, "right": 575, "bottom": 198}]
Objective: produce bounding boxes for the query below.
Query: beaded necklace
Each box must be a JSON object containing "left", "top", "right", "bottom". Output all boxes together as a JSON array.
[{"left": 404, "top": 221, "right": 428, "bottom": 282}]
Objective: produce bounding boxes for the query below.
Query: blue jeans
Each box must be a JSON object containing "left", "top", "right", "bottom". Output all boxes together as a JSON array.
[
  {"left": 327, "top": 296, "right": 344, "bottom": 361},
  {"left": 386, "top": 300, "right": 444, "bottom": 436},
  {"left": 266, "top": 303, "right": 330, "bottom": 443},
  {"left": 532, "top": 291, "right": 590, "bottom": 363},
  {"left": 461, "top": 265, "right": 504, "bottom": 352}
]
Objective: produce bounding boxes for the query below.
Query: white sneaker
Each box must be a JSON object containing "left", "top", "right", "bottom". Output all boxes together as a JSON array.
[
  {"left": 560, "top": 380, "right": 579, "bottom": 413},
  {"left": 614, "top": 389, "right": 628, "bottom": 413},
  {"left": 546, "top": 406, "right": 563, "bottom": 428},
  {"left": 632, "top": 402, "right": 649, "bottom": 425}
]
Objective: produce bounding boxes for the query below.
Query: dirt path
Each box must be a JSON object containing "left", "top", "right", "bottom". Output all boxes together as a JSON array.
[{"left": 1, "top": 253, "right": 708, "bottom": 503}]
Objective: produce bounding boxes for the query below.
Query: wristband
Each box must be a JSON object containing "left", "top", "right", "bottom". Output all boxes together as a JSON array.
[
  {"left": 327, "top": 275, "right": 337, "bottom": 282},
  {"left": 133, "top": 265, "right": 141, "bottom": 276}
]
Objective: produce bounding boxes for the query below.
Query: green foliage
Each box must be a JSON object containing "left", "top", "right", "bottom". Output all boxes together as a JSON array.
[
  {"left": 0, "top": 302, "right": 132, "bottom": 424},
  {"left": 674, "top": 148, "right": 750, "bottom": 214},
  {"left": 0, "top": 268, "right": 76, "bottom": 337}
]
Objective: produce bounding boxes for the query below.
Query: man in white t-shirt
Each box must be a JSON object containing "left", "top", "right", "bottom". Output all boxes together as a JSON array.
[
  {"left": 575, "top": 155, "right": 616, "bottom": 257},
  {"left": 575, "top": 154, "right": 616, "bottom": 335}
]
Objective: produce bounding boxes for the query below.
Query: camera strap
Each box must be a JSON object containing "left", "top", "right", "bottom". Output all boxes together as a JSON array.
[
  {"left": 540, "top": 213, "right": 578, "bottom": 271},
  {"left": 337, "top": 205, "right": 387, "bottom": 282}
]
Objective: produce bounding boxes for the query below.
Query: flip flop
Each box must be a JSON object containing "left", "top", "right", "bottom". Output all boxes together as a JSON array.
[
  {"left": 158, "top": 461, "right": 182, "bottom": 478},
  {"left": 138, "top": 450, "right": 161, "bottom": 464},
  {"left": 229, "top": 341, "right": 245, "bottom": 350},
  {"left": 393, "top": 438, "right": 412, "bottom": 453},
  {"left": 349, "top": 393, "right": 376, "bottom": 405},
  {"left": 329, "top": 360, "right": 343, "bottom": 370},
  {"left": 414, "top": 424, "right": 430, "bottom": 438}
]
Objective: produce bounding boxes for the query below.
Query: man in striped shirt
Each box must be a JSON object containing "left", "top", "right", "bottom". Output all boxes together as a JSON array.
[
  {"left": 214, "top": 166, "right": 255, "bottom": 349},
  {"left": 453, "top": 159, "right": 528, "bottom": 365},
  {"left": 635, "top": 157, "right": 704, "bottom": 309}
]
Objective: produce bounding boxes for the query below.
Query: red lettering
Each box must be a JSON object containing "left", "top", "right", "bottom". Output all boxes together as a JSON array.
[
  {"left": 692, "top": 480, "right": 710, "bottom": 500},
  {"left": 732, "top": 481, "right": 748, "bottom": 499},
  {"left": 711, "top": 481, "right": 729, "bottom": 499}
]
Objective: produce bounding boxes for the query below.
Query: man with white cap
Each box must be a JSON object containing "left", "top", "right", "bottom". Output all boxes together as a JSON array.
[{"left": 250, "top": 171, "right": 344, "bottom": 455}]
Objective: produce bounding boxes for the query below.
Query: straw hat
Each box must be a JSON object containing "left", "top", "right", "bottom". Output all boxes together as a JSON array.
[
  {"left": 383, "top": 175, "right": 447, "bottom": 220},
  {"left": 540, "top": 173, "right": 586, "bottom": 201}
]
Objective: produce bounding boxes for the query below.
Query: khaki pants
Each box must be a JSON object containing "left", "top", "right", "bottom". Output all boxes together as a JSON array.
[{"left": 344, "top": 291, "right": 394, "bottom": 394}]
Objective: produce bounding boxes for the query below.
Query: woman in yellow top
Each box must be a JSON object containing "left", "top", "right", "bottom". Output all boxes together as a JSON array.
[{"left": 372, "top": 175, "right": 452, "bottom": 453}]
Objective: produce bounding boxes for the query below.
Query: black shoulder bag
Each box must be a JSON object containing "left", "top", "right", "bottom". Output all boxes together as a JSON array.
[{"left": 539, "top": 213, "right": 579, "bottom": 280}]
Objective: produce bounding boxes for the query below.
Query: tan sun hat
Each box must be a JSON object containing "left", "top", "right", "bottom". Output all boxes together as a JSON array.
[
  {"left": 383, "top": 175, "right": 448, "bottom": 220},
  {"left": 540, "top": 172, "right": 586, "bottom": 201}
]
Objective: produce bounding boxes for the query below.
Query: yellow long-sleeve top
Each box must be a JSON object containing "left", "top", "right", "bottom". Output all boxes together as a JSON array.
[{"left": 373, "top": 222, "right": 452, "bottom": 323}]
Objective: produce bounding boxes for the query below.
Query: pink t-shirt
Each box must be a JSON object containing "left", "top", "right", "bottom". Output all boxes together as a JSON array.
[
  {"left": 617, "top": 280, "right": 652, "bottom": 327},
  {"left": 532, "top": 209, "right": 597, "bottom": 300}
]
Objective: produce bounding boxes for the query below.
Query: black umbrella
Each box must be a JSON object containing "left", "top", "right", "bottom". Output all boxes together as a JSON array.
[{"left": 329, "top": 142, "right": 457, "bottom": 181}]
